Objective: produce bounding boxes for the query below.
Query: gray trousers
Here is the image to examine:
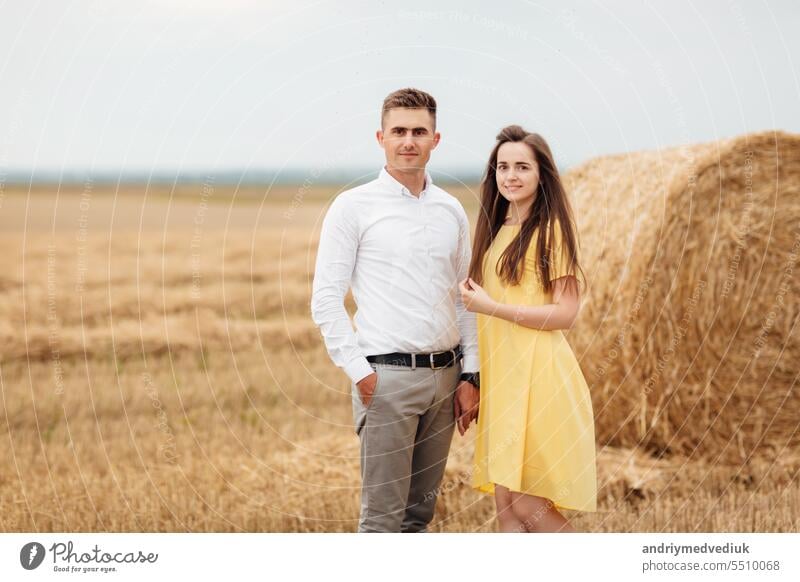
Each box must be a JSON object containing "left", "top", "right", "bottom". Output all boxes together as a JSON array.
[{"left": 351, "top": 360, "right": 461, "bottom": 533}]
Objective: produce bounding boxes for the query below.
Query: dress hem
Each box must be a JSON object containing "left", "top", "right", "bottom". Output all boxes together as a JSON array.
[{"left": 472, "top": 481, "right": 598, "bottom": 513}]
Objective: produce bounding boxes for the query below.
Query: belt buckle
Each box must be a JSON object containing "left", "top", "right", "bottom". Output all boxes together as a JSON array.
[
  {"left": 429, "top": 352, "right": 443, "bottom": 370},
  {"left": 430, "top": 349, "right": 455, "bottom": 370}
]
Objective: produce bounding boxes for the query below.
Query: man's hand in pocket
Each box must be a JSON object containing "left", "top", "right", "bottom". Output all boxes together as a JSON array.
[{"left": 356, "top": 372, "right": 378, "bottom": 407}]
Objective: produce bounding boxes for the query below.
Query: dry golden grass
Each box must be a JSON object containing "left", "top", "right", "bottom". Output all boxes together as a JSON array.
[{"left": 0, "top": 148, "right": 798, "bottom": 532}]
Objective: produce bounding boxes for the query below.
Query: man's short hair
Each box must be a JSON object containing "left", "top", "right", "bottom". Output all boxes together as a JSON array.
[{"left": 381, "top": 88, "right": 437, "bottom": 128}]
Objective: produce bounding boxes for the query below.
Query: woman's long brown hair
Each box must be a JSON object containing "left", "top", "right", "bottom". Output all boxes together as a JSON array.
[{"left": 467, "top": 125, "right": 585, "bottom": 296}]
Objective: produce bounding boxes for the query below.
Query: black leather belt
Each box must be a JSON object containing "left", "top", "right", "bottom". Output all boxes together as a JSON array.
[{"left": 366, "top": 345, "right": 462, "bottom": 370}]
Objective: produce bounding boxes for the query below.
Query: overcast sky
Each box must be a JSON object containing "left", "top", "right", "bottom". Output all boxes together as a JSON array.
[{"left": 1, "top": 0, "right": 798, "bottom": 179}]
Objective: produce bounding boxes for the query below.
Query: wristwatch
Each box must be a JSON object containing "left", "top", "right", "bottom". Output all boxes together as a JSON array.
[{"left": 459, "top": 372, "right": 480, "bottom": 390}]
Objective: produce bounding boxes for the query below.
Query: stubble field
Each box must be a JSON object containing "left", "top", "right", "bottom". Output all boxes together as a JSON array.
[{"left": 0, "top": 182, "right": 797, "bottom": 532}]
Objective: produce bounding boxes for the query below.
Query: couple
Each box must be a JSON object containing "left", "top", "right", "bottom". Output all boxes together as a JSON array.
[{"left": 311, "top": 88, "right": 597, "bottom": 533}]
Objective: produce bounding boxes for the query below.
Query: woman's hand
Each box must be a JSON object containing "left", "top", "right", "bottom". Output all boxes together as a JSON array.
[{"left": 459, "top": 277, "right": 497, "bottom": 315}]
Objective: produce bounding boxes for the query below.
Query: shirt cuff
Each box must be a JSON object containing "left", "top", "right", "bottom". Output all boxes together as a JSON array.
[
  {"left": 460, "top": 354, "right": 479, "bottom": 375},
  {"left": 345, "top": 356, "right": 374, "bottom": 385}
]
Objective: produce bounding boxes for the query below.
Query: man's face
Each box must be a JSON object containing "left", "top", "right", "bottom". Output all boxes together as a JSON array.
[{"left": 377, "top": 108, "right": 440, "bottom": 173}]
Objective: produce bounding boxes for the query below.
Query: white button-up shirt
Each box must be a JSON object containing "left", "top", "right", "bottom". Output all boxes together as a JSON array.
[{"left": 311, "top": 167, "right": 479, "bottom": 384}]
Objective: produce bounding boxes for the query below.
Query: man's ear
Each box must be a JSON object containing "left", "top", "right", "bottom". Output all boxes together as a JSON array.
[
  {"left": 431, "top": 131, "right": 441, "bottom": 149},
  {"left": 376, "top": 129, "right": 385, "bottom": 148}
]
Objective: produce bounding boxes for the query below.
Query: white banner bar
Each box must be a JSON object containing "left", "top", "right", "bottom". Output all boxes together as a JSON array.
[{"left": 2, "top": 533, "right": 798, "bottom": 581}]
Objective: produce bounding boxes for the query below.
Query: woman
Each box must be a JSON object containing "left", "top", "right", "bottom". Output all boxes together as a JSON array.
[{"left": 459, "top": 125, "right": 597, "bottom": 532}]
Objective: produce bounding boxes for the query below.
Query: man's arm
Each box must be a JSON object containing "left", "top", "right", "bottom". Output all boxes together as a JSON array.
[
  {"left": 454, "top": 206, "right": 479, "bottom": 374},
  {"left": 453, "top": 205, "right": 480, "bottom": 436},
  {"left": 310, "top": 195, "right": 373, "bottom": 385}
]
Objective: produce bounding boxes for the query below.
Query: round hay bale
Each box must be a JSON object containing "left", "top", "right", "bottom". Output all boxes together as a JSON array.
[{"left": 563, "top": 131, "right": 800, "bottom": 463}]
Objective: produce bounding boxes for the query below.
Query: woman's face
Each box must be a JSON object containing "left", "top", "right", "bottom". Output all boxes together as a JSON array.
[{"left": 495, "top": 141, "right": 540, "bottom": 205}]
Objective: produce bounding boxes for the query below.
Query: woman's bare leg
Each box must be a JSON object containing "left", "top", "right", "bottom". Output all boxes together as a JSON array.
[
  {"left": 509, "top": 491, "right": 576, "bottom": 532},
  {"left": 494, "top": 485, "right": 526, "bottom": 532}
]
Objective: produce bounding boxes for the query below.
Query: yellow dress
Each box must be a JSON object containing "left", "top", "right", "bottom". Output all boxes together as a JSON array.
[{"left": 472, "top": 223, "right": 597, "bottom": 512}]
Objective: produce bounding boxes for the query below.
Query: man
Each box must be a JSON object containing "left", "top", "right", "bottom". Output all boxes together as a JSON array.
[{"left": 311, "top": 88, "right": 480, "bottom": 533}]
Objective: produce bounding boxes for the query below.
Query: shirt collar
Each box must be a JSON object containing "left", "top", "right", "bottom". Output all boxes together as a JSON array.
[{"left": 378, "top": 166, "right": 433, "bottom": 198}]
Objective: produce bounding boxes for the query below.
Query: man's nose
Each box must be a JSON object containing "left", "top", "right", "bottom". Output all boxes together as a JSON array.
[{"left": 402, "top": 134, "right": 415, "bottom": 148}]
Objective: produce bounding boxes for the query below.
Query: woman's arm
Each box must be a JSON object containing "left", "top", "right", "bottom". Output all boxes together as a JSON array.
[
  {"left": 459, "top": 276, "right": 580, "bottom": 331},
  {"left": 491, "top": 276, "right": 579, "bottom": 330}
]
